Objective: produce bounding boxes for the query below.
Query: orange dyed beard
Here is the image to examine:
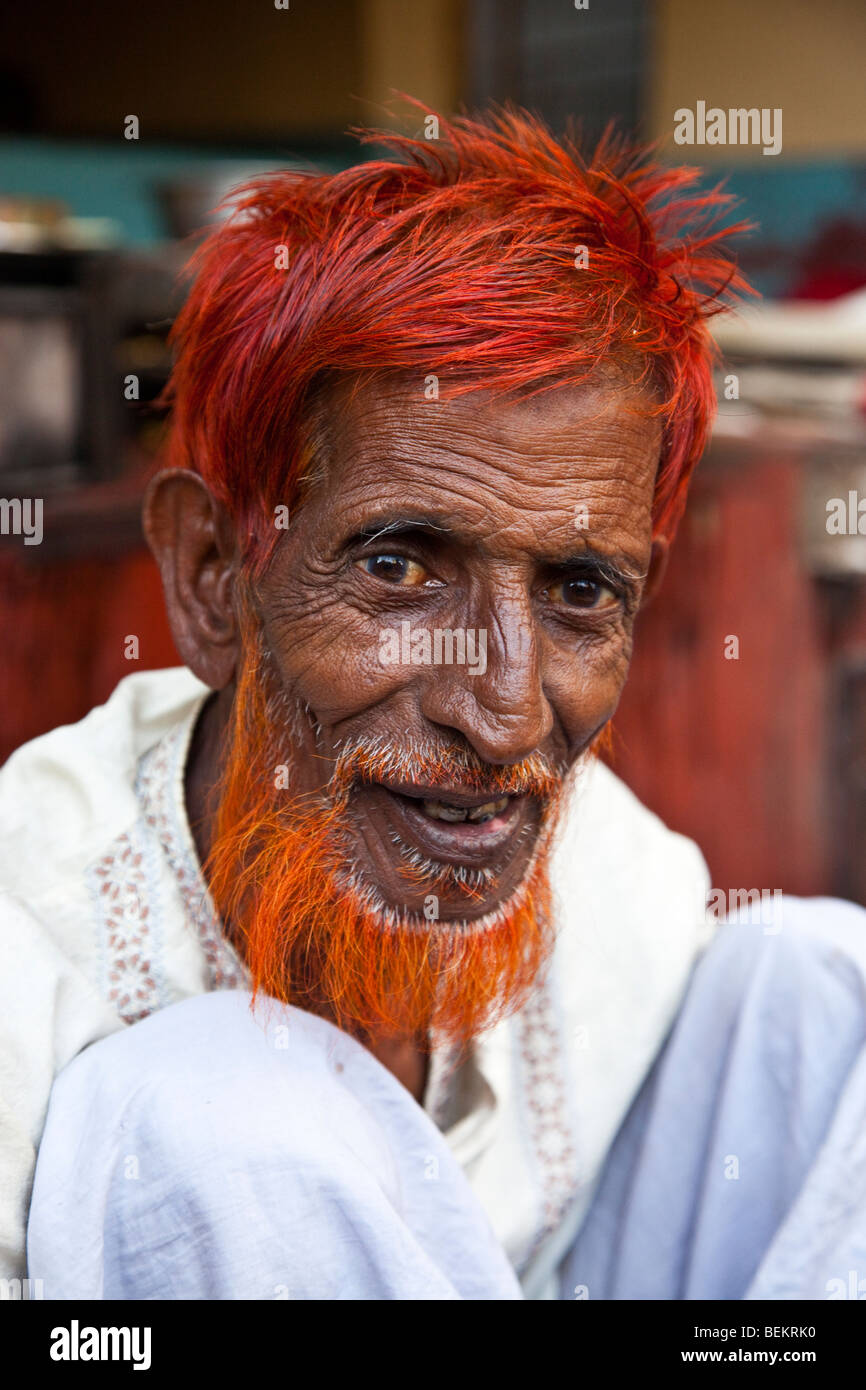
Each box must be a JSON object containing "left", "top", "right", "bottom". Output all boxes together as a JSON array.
[{"left": 205, "top": 622, "right": 569, "bottom": 1049}]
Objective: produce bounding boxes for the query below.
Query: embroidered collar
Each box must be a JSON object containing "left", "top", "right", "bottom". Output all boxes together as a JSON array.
[{"left": 136, "top": 695, "right": 248, "bottom": 993}]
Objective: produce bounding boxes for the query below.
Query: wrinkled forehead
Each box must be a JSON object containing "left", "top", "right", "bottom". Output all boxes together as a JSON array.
[{"left": 292, "top": 370, "right": 663, "bottom": 556}]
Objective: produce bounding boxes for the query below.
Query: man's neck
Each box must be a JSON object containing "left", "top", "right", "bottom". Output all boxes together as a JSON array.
[
  {"left": 362, "top": 1035, "right": 430, "bottom": 1104},
  {"left": 183, "top": 686, "right": 233, "bottom": 872}
]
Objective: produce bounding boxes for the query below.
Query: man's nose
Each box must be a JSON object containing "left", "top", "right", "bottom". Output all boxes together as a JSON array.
[{"left": 418, "top": 591, "right": 553, "bottom": 765}]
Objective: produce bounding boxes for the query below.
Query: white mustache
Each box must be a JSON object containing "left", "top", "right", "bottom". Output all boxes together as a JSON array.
[{"left": 329, "top": 735, "right": 565, "bottom": 803}]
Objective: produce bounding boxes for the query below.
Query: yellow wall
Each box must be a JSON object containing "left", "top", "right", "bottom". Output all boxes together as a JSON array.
[
  {"left": 0, "top": 0, "right": 464, "bottom": 141},
  {"left": 358, "top": 0, "right": 463, "bottom": 121},
  {"left": 650, "top": 0, "right": 866, "bottom": 159},
  {"left": 0, "top": 0, "right": 362, "bottom": 138}
]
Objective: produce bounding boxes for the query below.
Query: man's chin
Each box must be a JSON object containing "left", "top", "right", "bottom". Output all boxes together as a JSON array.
[
  {"left": 206, "top": 640, "right": 566, "bottom": 1042},
  {"left": 311, "top": 842, "right": 556, "bottom": 1044},
  {"left": 340, "top": 785, "right": 554, "bottom": 928},
  {"left": 216, "top": 793, "right": 557, "bottom": 1043},
  {"left": 335, "top": 858, "right": 541, "bottom": 933}
]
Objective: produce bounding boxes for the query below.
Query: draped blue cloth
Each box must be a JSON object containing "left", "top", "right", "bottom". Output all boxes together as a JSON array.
[
  {"left": 559, "top": 896, "right": 866, "bottom": 1300},
  {"left": 27, "top": 892, "right": 866, "bottom": 1300}
]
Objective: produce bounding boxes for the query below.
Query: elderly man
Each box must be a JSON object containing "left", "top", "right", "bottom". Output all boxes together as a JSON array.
[{"left": 3, "top": 108, "right": 754, "bottom": 1296}]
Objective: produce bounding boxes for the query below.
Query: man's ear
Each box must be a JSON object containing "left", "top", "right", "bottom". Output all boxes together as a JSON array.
[
  {"left": 143, "top": 469, "right": 239, "bottom": 689},
  {"left": 641, "top": 534, "right": 670, "bottom": 608}
]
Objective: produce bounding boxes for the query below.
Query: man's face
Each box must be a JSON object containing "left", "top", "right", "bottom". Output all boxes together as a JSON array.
[{"left": 252, "top": 374, "right": 662, "bottom": 927}]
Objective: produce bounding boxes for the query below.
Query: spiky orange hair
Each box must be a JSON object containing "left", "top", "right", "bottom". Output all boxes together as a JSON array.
[{"left": 163, "top": 101, "right": 752, "bottom": 571}]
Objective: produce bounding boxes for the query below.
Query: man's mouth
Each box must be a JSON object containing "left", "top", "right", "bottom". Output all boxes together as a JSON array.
[
  {"left": 357, "top": 779, "right": 536, "bottom": 868},
  {"left": 420, "top": 794, "right": 509, "bottom": 824}
]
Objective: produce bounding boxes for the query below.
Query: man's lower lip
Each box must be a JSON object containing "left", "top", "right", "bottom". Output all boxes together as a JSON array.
[{"left": 370, "top": 785, "right": 532, "bottom": 863}]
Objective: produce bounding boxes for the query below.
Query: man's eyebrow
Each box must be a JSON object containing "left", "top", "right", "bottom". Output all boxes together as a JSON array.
[
  {"left": 342, "top": 514, "right": 647, "bottom": 585},
  {"left": 341, "top": 514, "right": 457, "bottom": 547},
  {"left": 545, "top": 548, "right": 648, "bottom": 588}
]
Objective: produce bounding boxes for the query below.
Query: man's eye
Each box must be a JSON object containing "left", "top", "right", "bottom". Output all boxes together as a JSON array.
[
  {"left": 357, "top": 554, "right": 429, "bottom": 586},
  {"left": 546, "top": 576, "right": 619, "bottom": 610}
]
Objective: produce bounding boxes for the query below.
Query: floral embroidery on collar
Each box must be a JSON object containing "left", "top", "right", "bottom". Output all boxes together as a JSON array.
[{"left": 89, "top": 697, "right": 246, "bottom": 1024}]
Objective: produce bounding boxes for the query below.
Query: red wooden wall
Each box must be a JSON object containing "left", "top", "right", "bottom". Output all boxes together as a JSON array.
[{"left": 0, "top": 547, "right": 178, "bottom": 760}]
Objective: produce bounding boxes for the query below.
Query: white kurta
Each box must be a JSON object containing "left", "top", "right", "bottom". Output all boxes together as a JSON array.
[
  {"left": 560, "top": 896, "right": 866, "bottom": 1300},
  {"left": 0, "top": 667, "right": 712, "bottom": 1294},
  {"left": 27, "top": 897, "right": 866, "bottom": 1300},
  {"left": 28, "top": 992, "right": 525, "bottom": 1300}
]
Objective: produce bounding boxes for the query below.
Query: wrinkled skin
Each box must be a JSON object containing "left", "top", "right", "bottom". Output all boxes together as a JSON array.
[{"left": 144, "top": 376, "right": 668, "bottom": 1096}]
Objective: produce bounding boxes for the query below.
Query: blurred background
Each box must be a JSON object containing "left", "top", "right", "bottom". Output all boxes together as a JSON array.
[{"left": 1, "top": 0, "right": 866, "bottom": 903}]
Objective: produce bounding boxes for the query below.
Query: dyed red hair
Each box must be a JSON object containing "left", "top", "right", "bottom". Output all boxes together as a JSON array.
[{"left": 163, "top": 103, "right": 752, "bottom": 570}]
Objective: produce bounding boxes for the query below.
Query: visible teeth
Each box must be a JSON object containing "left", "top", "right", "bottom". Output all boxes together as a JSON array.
[
  {"left": 468, "top": 797, "right": 508, "bottom": 822},
  {"left": 421, "top": 796, "right": 509, "bottom": 823},
  {"left": 421, "top": 800, "right": 469, "bottom": 822}
]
